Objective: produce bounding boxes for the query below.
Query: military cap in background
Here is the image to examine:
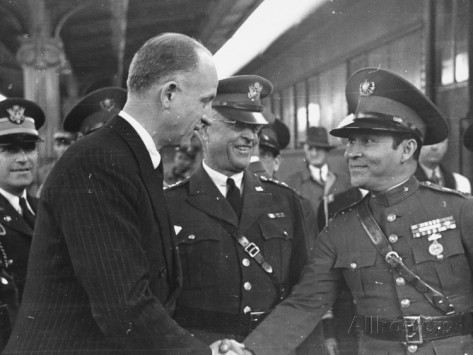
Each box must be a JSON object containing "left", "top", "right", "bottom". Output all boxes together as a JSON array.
[
  {"left": 463, "top": 123, "right": 473, "bottom": 152},
  {"left": 330, "top": 67, "right": 448, "bottom": 145},
  {"left": 0, "top": 98, "right": 45, "bottom": 145},
  {"left": 63, "top": 87, "right": 127, "bottom": 135},
  {"left": 259, "top": 118, "right": 290, "bottom": 155},
  {"left": 306, "top": 126, "right": 336, "bottom": 150},
  {"left": 212, "top": 75, "right": 273, "bottom": 125}
]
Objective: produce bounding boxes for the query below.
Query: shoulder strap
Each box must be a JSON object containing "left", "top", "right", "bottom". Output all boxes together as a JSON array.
[
  {"left": 357, "top": 198, "right": 455, "bottom": 315},
  {"left": 218, "top": 220, "right": 287, "bottom": 301}
]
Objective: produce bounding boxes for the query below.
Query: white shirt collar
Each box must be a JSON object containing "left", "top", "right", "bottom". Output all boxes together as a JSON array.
[
  {"left": 0, "top": 188, "right": 32, "bottom": 215},
  {"left": 419, "top": 163, "right": 440, "bottom": 178},
  {"left": 202, "top": 161, "right": 244, "bottom": 197},
  {"left": 119, "top": 110, "right": 161, "bottom": 169},
  {"left": 308, "top": 163, "right": 329, "bottom": 183}
]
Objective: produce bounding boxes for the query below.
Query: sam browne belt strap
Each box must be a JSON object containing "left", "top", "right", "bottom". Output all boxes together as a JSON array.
[{"left": 357, "top": 198, "right": 455, "bottom": 315}]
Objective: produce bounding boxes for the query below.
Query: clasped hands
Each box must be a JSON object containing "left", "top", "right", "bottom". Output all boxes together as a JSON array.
[{"left": 210, "top": 339, "right": 252, "bottom": 355}]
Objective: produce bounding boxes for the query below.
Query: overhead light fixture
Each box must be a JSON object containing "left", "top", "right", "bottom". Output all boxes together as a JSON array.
[
  {"left": 214, "top": 0, "right": 327, "bottom": 78},
  {"left": 0, "top": 94, "right": 6, "bottom": 101}
]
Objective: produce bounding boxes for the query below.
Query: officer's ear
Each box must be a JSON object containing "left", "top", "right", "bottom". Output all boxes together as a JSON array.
[
  {"left": 400, "top": 138, "right": 418, "bottom": 163},
  {"left": 273, "top": 154, "right": 281, "bottom": 173},
  {"left": 160, "top": 81, "right": 179, "bottom": 109}
]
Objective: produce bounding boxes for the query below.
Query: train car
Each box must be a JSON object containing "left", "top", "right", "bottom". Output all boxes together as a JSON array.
[{"left": 237, "top": 0, "right": 472, "bottom": 183}]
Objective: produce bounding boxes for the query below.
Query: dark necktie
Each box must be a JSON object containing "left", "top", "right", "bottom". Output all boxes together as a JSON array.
[
  {"left": 430, "top": 169, "right": 441, "bottom": 185},
  {"left": 226, "top": 178, "right": 241, "bottom": 217},
  {"left": 19, "top": 197, "right": 35, "bottom": 229}
]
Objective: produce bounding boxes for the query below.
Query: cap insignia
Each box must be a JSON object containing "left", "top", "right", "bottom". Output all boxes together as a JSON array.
[
  {"left": 6, "top": 105, "right": 26, "bottom": 125},
  {"left": 359, "top": 79, "right": 375, "bottom": 96},
  {"left": 393, "top": 116, "right": 403, "bottom": 124},
  {"left": 100, "top": 98, "right": 116, "bottom": 112},
  {"left": 248, "top": 82, "right": 263, "bottom": 101}
]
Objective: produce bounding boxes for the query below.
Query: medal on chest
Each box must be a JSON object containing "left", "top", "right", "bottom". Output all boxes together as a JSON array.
[{"left": 427, "top": 233, "right": 444, "bottom": 260}]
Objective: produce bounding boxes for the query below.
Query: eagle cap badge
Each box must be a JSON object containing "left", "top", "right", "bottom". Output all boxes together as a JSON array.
[
  {"left": 248, "top": 82, "right": 263, "bottom": 101},
  {"left": 6, "top": 105, "right": 26, "bottom": 125},
  {"left": 100, "top": 98, "right": 116, "bottom": 112},
  {"left": 359, "top": 79, "right": 375, "bottom": 96}
]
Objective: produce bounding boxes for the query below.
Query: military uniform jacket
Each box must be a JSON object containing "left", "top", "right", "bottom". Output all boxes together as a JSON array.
[
  {"left": 0, "top": 194, "right": 37, "bottom": 319},
  {"left": 4, "top": 116, "right": 209, "bottom": 354},
  {"left": 164, "top": 167, "right": 311, "bottom": 343},
  {"left": 245, "top": 177, "right": 473, "bottom": 355}
]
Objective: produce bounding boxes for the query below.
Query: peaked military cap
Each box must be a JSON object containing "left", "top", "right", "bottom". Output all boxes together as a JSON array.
[
  {"left": 0, "top": 98, "right": 45, "bottom": 144},
  {"left": 212, "top": 75, "right": 273, "bottom": 125},
  {"left": 259, "top": 118, "right": 290, "bottom": 154},
  {"left": 463, "top": 123, "right": 473, "bottom": 152},
  {"left": 63, "top": 87, "right": 127, "bottom": 135},
  {"left": 330, "top": 68, "right": 448, "bottom": 145}
]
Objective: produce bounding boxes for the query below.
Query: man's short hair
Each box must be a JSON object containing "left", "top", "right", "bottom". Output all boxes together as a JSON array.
[
  {"left": 392, "top": 133, "right": 422, "bottom": 161},
  {"left": 127, "top": 33, "right": 209, "bottom": 95}
]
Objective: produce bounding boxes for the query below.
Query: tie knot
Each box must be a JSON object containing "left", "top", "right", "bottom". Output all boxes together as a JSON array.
[{"left": 227, "top": 178, "right": 236, "bottom": 188}]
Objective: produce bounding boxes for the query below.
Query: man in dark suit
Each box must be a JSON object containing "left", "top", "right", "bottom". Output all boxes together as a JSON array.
[
  {"left": 4, "top": 33, "right": 238, "bottom": 354},
  {"left": 165, "top": 75, "right": 325, "bottom": 354},
  {"left": 0, "top": 98, "right": 44, "bottom": 350},
  {"left": 415, "top": 138, "right": 471, "bottom": 193}
]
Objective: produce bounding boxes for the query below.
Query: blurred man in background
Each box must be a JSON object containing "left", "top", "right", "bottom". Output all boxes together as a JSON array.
[{"left": 416, "top": 138, "right": 471, "bottom": 193}]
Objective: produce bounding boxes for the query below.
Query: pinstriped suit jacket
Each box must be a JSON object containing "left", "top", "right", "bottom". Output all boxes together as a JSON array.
[{"left": 4, "top": 116, "right": 209, "bottom": 354}]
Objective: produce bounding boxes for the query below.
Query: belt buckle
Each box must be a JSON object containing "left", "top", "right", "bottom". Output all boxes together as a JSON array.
[
  {"left": 245, "top": 242, "right": 260, "bottom": 257},
  {"left": 403, "top": 316, "right": 423, "bottom": 345}
]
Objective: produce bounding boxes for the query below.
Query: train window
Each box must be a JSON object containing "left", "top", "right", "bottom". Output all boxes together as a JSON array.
[
  {"left": 295, "top": 81, "right": 307, "bottom": 148},
  {"left": 436, "top": 0, "right": 469, "bottom": 85},
  {"left": 270, "top": 91, "right": 282, "bottom": 120},
  {"left": 281, "top": 86, "right": 295, "bottom": 149},
  {"left": 307, "top": 75, "right": 321, "bottom": 128}
]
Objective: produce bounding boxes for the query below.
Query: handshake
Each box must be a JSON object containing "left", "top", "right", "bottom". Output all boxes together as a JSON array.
[{"left": 210, "top": 339, "right": 253, "bottom": 355}]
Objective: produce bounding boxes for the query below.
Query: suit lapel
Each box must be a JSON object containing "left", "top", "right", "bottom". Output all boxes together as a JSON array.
[
  {"left": 107, "top": 116, "right": 178, "bottom": 288},
  {"left": 239, "top": 171, "right": 273, "bottom": 233},
  {"left": 187, "top": 167, "right": 239, "bottom": 227},
  {"left": 0, "top": 194, "right": 33, "bottom": 236}
]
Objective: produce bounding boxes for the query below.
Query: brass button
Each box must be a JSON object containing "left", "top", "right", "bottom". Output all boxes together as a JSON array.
[
  {"left": 388, "top": 234, "right": 398, "bottom": 243},
  {"left": 407, "top": 344, "right": 417, "bottom": 353},
  {"left": 395, "top": 277, "right": 405, "bottom": 286},
  {"left": 242, "top": 258, "right": 250, "bottom": 267},
  {"left": 244, "top": 282, "right": 252, "bottom": 291},
  {"left": 387, "top": 214, "right": 397, "bottom": 222},
  {"left": 243, "top": 306, "right": 251, "bottom": 313},
  {"left": 400, "top": 299, "right": 410, "bottom": 308},
  {"left": 350, "top": 263, "right": 357, "bottom": 270},
  {"left": 188, "top": 234, "right": 195, "bottom": 240}
]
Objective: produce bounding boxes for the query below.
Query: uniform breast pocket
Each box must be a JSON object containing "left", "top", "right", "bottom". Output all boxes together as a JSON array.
[
  {"left": 334, "top": 248, "right": 382, "bottom": 298},
  {"left": 258, "top": 217, "right": 294, "bottom": 277},
  {"left": 411, "top": 232, "right": 470, "bottom": 291},
  {"left": 176, "top": 225, "right": 222, "bottom": 289}
]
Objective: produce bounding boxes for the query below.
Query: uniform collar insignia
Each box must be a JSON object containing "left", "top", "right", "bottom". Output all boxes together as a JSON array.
[
  {"left": 100, "top": 97, "right": 116, "bottom": 112},
  {"left": 248, "top": 82, "right": 263, "bottom": 101},
  {"left": 359, "top": 79, "right": 375, "bottom": 96},
  {"left": 7, "top": 105, "right": 26, "bottom": 124}
]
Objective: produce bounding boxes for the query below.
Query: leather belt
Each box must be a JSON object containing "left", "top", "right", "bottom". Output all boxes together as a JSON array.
[
  {"left": 356, "top": 312, "right": 473, "bottom": 345},
  {"left": 174, "top": 305, "right": 269, "bottom": 337}
]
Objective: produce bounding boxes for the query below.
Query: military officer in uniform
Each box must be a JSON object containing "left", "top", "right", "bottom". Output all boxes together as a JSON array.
[
  {"left": 242, "top": 68, "right": 473, "bottom": 355},
  {"left": 165, "top": 75, "right": 325, "bottom": 354},
  {"left": 63, "top": 86, "right": 127, "bottom": 138},
  {"left": 0, "top": 98, "right": 44, "bottom": 349}
]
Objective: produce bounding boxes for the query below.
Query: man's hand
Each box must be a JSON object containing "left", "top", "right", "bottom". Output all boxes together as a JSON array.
[{"left": 210, "top": 339, "right": 252, "bottom": 355}]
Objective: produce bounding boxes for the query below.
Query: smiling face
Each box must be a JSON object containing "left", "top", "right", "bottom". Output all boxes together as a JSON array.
[
  {"left": 344, "top": 131, "right": 417, "bottom": 192},
  {"left": 0, "top": 141, "right": 38, "bottom": 195},
  {"left": 198, "top": 110, "right": 260, "bottom": 176}
]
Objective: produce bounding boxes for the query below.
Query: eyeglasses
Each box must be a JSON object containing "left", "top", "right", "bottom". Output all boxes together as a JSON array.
[{"left": 221, "top": 120, "right": 263, "bottom": 135}]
